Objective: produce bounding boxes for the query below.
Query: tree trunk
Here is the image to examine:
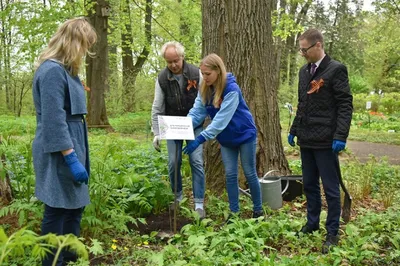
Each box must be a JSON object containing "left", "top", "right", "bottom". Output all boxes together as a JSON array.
[
  {"left": 86, "top": 0, "right": 112, "bottom": 129},
  {"left": 121, "top": 0, "right": 135, "bottom": 112},
  {"left": 328, "top": 0, "right": 341, "bottom": 56},
  {"left": 1, "top": 0, "right": 12, "bottom": 111},
  {"left": 202, "top": 0, "right": 290, "bottom": 194},
  {"left": 287, "top": 0, "right": 312, "bottom": 88},
  {"left": 122, "top": 0, "right": 152, "bottom": 113}
]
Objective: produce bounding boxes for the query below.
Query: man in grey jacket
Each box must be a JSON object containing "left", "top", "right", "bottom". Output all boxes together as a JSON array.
[{"left": 151, "top": 41, "right": 206, "bottom": 218}]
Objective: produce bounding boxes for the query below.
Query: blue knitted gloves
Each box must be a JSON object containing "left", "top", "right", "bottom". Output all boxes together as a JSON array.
[
  {"left": 288, "top": 134, "right": 296, "bottom": 147},
  {"left": 183, "top": 135, "right": 206, "bottom": 155},
  {"left": 332, "top": 140, "right": 346, "bottom": 153},
  {"left": 64, "top": 151, "right": 88, "bottom": 184},
  {"left": 288, "top": 135, "right": 346, "bottom": 153}
]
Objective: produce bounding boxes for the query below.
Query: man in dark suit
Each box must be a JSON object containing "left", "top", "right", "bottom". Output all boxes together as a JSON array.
[{"left": 288, "top": 29, "right": 353, "bottom": 253}]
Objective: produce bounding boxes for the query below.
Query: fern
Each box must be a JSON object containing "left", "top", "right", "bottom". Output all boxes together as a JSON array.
[
  {"left": 0, "top": 227, "right": 87, "bottom": 265},
  {"left": 0, "top": 199, "right": 42, "bottom": 228}
]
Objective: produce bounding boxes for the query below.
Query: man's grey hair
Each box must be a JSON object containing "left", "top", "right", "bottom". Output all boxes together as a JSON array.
[{"left": 161, "top": 41, "right": 185, "bottom": 58}]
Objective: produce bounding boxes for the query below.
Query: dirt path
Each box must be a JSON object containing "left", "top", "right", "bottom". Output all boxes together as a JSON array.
[{"left": 347, "top": 140, "right": 400, "bottom": 165}]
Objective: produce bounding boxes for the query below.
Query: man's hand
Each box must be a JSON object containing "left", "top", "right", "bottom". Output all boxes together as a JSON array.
[
  {"left": 64, "top": 151, "right": 89, "bottom": 184},
  {"left": 183, "top": 135, "right": 206, "bottom": 155},
  {"left": 153, "top": 136, "right": 161, "bottom": 152},
  {"left": 332, "top": 140, "right": 346, "bottom": 153},
  {"left": 288, "top": 134, "right": 296, "bottom": 147}
]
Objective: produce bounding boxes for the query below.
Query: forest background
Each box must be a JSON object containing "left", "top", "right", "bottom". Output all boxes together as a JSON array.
[{"left": 0, "top": 0, "right": 400, "bottom": 265}]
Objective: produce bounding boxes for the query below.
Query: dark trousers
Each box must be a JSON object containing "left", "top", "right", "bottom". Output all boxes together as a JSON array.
[
  {"left": 300, "top": 148, "right": 341, "bottom": 235},
  {"left": 41, "top": 205, "right": 84, "bottom": 266}
]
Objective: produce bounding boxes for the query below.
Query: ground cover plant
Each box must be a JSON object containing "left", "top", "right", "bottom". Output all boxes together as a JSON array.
[{"left": 0, "top": 111, "right": 399, "bottom": 265}]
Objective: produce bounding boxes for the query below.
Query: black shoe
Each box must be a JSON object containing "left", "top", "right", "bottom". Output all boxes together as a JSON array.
[
  {"left": 322, "top": 234, "right": 339, "bottom": 254},
  {"left": 297, "top": 224, "right": 319, "bottom": 236},
  {"left": 252, "top": 210, "right": 264, "bottom": 219},
  {"left": 225, "top": 213, "right": 238, "bottom": 225}
]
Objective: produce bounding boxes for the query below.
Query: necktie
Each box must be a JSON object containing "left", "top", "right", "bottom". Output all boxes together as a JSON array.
[{"left": 310, "top": 63, "right": 317, "bottom": 75}]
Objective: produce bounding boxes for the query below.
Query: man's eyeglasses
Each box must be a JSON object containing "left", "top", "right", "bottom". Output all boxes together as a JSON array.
[{"left": 299, "top": 42, "right": 317, "bottom": 54}]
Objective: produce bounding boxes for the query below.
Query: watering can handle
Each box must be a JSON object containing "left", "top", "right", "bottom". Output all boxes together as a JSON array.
[
  {"left": 281, "top": 179, "right": 289, "bottom": 195},
  {"left": 262, "top": 170, "right": 290, "bottom": 195},
  {"left": 262, "top": 170, "right": 279, "bottom": 181}
]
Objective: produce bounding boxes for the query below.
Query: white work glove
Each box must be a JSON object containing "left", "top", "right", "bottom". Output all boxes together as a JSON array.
[{"left": 153, "top": 136, "right": 161, "bottom": 152}]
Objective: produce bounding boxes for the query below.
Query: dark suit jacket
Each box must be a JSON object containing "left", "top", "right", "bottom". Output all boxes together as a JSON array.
[{"left": 290, "top": 55, "right": 353, "bottom": 149}]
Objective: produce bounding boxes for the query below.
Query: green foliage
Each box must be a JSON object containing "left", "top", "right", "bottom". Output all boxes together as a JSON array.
[
  {"left": 0, "top": 116, "right": 36, "bottom": 137},
  {"left": 343, "top": 157, "right": 400, "bottom": 205},
  {"left": 0, "top": 199, "right": 43, "bottom": 230},
  {"left": 0, "top": 138, "right": 35, "bottom": 202},
  {"left": 108, "top": 111, "right": 151, "bottom": 134},
  {"left": 361, "top": 10, "right": 400, "bottom": 93},
  {"left": 80, "top": 135, "right": 172, "bottom": 237},
  {"left": 352, "top": 93, "right": 400, "bottom": 115},
  {"left": 0, "top": 227, "right": 87, "bottom": 265},
  {"left": 349, "top": 75, "right": 370, "bottom": 94},
  {"left": 272, "top": 8, "right": 304, "bottom": 40},
  {"left": 278, "top": 82, "right": 297, "bottom": 106},
  {"left": 1, "top": 112, "right": 400, "bottom": 265}
]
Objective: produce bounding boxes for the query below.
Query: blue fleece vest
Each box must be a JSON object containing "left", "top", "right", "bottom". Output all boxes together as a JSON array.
[{"left": 206, "top": 73, "right": 257, "bottom": 147}]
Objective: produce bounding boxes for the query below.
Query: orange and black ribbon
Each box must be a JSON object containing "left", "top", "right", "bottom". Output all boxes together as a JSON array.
[
  {"left": 307, "top": 79, "right": 324, "bottom": 94},
  {"left": 186, "top": 80, "right": 197, "bottom": 91}
]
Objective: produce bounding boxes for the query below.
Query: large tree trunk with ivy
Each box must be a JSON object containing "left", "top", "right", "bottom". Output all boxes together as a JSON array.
[
  {"left": 201, "top": 0, "right": 290, "bottom": 193},
  {"left": 122, "top": 0, "right": 152, "bottom": 113},
  {"left": 86, "top": 0, "right": 111, "bottom": 129}
]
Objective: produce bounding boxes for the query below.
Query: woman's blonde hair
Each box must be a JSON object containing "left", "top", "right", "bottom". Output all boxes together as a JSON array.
[
  {"left": 36, "top": 17, "right": 97, "bottom": 76},
  {"left": 200, "top": 53, "right": 227, "bottom": 108}
]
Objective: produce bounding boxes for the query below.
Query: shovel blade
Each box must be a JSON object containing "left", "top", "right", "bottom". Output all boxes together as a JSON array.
[{"left": 341, "top": 194, "right": 352, "bottom": 223}]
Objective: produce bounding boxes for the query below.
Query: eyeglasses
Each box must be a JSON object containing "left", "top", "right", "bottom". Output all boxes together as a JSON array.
[{"left": 299, "top": 42, "right": 317, "bottom": 54}]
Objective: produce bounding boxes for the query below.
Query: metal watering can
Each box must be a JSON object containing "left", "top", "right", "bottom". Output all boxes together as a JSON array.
[{"left": 239, "top": 170, "right": 289, "bottom": 210}]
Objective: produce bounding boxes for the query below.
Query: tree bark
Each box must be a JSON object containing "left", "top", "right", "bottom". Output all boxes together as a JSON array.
[
  {"left": 122, "top": 0, "right": 152, "bottom": 113},
  {"left": 86, "top": 0, "right": 112, "bottom": 129},
  {"left": 1, "top": 0, "right": 12, "bottom": 111},
  {"left": 202, "top": 0, "right": 290, "bottom": 193}
]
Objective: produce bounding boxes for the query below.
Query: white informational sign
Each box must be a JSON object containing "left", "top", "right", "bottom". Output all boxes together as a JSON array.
[
  {"left": 158, "top": 116, "right": 195, "bottom": 140},
  {"left": 366, "top": 101, "right": 372, "bottom": 110}
]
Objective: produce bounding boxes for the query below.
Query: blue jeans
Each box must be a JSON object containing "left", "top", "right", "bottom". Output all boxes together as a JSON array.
[
  {"left": 220, "top": 139, "right": 262, "bottom": 213},
  {"left": 167, "top": 127, "right": 205, "bottom": 204},
  {"left": 300, "top": 148, "right": 341, "bottom": 235},
  {"left": 41, "top": 205, "right": 84, "bottom": 266}
]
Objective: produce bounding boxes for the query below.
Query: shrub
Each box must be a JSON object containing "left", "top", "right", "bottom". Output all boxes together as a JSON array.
[{"left": 350, "top": 75, "right": 370, "bottom": 93}]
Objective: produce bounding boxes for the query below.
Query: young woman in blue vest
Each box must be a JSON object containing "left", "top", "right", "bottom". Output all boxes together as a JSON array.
[
  {"left": 32, "top": 18, "right": 97, "bottom": 265},
  {"left": 183, "top": 53, "right": 263, "bottom": 219}
]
